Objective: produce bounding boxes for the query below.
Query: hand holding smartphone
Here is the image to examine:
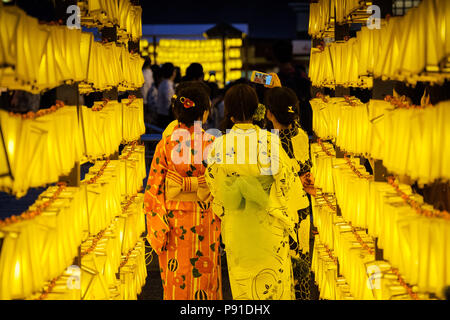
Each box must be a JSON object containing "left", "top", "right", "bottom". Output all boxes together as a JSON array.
[
  {"left": 250, "top": 71, "right": 273, "bottom": 86},
  {"left": 250, "top": 71, "right": 282, "bottom": 88}
]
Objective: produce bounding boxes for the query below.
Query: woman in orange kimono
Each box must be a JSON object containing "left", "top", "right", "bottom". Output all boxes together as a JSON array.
[{"left": 144, "top": 83, "right": 221, "bottom": 300}]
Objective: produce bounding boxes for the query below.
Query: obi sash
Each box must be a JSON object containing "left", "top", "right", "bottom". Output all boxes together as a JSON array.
[{"left": 165, "top": 170, "right": 210, "bottom": 202}]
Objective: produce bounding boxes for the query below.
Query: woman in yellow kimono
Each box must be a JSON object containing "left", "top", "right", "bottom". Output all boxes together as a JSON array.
[
  {"left": 265, "top": 86, "right": 315, "bottom": 300},
  {"left": 144, "top": 84, "right": 222, "bottom": 300},
  {"left": 205, "top": 84, "right": 298, "bottom": 300}
]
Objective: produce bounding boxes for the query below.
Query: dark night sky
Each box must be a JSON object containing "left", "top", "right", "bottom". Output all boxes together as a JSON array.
[
  {"left": 136, "top": 1, "right": 307, "bottom": 39},
  {"left": 11, "top": 0, "right": 310, "bottom": 39}
]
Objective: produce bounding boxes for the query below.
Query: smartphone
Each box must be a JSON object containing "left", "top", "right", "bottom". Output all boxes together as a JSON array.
[{"left": 250, "top": 70, "right": 273, "bottom": 86}]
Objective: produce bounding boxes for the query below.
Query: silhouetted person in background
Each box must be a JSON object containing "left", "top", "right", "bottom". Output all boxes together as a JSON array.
[
  {"left": 145, "top": 64, "right": 162, "bottom": 124},
  {"left": 174, "top": 66, "right": 182, "bottom": 87},
  {"left": 141, "top": 56, "right": 154, "bottom": 114},
  {"left": 151, "top": 64, "right": 162, "bottom": 88},
  {"left": 181, "top": 63, "right": 205, "bottom": 82},
  {"left": 272, "top": 40, "right": 313, "bottom": 137},
  {"left": 156, "top": 62, "right": 176, "bottom": 128}
]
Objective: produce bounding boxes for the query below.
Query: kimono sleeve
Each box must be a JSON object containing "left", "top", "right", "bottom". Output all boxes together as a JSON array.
[
  {"left": 268, "top": 137, "right": 298, "bottom": 236},
  {"left": 292, "top": 129, "right": 314, "bottom": 194},
  {"left": 204, "top": 138, "right": 226, "bottom": 219},
  {"left": 292, "top": 129, "right": 312, "bottom": 175},
  {"left": 144, "top": 140, "right": 169, "bottom": 254}
]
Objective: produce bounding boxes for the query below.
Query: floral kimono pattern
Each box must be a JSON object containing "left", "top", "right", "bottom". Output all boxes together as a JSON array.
[
  {"left": 144, "top": 122, "right": 222, "bottom": 300},
  {"left": 279, "top": 125, "right": 313, "bottom": 300},
  {"left": 205, "top": 123, "right": 298, "bottom": 300}
]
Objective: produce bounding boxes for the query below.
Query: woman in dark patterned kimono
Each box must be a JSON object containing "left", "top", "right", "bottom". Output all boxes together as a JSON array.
[{"left": 265, "top": 86, "right": 315, "bottom": 300}]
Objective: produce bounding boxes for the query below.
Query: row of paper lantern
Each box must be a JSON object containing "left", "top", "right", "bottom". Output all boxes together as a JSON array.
[
  {"left": 0, "top": 185, "right": 84, "bottom": 300},
  {"left": 332, "top": 157, "right": 373, "bottom": 230},
  {"left": 312, "top": 166, "right": 379, "bottom": 300},
  {"left": 81, "top": 156, "right": 146, "bottom": 300},
  {"left": 158, "top": 38, "right": 242, "bottom": 49},
  {"left": 309, "top": 0, "right": 450, "bottom": 87},
  {"left": 312, "top": 217, "right": 380, "bottom": 300},
  {"left": 155, "top": 38, "right": 243, "bottom": 84},
  {"left": 210, "top": 70, "right": 243, "bottom": 84},
  {"left": 140, "top": 41, "right": 155, "bottom": 54},
  {"left": 156, "top": 50, "right": 242, "bottom": 62},
  {"left": 83, "top": 154, "right": 146, "bottom": 226},
  {"left": 83, "top": 160, "right": 122, "bottom": 236},
  {"left": 81, "top": 155, "right": 146, "bottom": 237},
  {"left": 24, "top": 237, "right": 147, "bottom": 300},
  {"left": 77, "top": 0, "right": 142, "bottom": 41},
  {"left": 157, "top": 51, "right": 224, "bottom": 62},
  {"left": 79, "top": 41, "right": 144, "bottom": 93},
  {"left": 308, "top": 0, "right": 334, "bottom": 38},
  {"left": 156, "top": 48, "right": 241, "bottom": 59},
  {"left": 0, "top": 5, "right": 144, "bottom": 94},
  {"left": 0, "top": 148, "right": 147, "bottom": 299},
  {"left": 309, "top": 40, "right": 374, "bottom": 88},
  {"left": 79, "top": 196, "right": 146, "bottom": 300},
  {"left": 81, "top": 101, "right": 123, "bottom": 161},
  {"left": 315, "top": 185, "right": 448, "bottom": 300},
  {"left": 0, "top": 99, "right": 145, "bottom": 197},
  {"left": 26, "top": 265, "right": 83, "bottom": 300},
  {"left": 333, "top": 160, "right": 450, "bottom": 297},
  {"left": 149, "top": 61, "right": 242, "bottom": 78},
  {"left": 82, "top": 98, "right": 145, "bottom": 160},
  {"left": 308, "top": 0, "right": 366, "bottom": 38},
  {"left": 311, "top": 141, "right": 336, "bottom": 194},
  {"left": 153, "top": 61, "right": 242, "bottom": 74},
  {"left": 119, "top": 144, "right": 147, "bottom": 197},
  {"left": 81, "top": 98, "right": 145, "bottom": 159},
  {"left": 27, "top": 216, "right": 146, "bottom": 300},
  {"left": 311, "top": 236, "right": 354, "bottom": 300},
  {"left": 0, "top": 107, "right": 83, "bottom": 198},
  {"left": 155, "top": 52, "right": 243, "bottom": 78},
  {"left": 140, "top": 40, "right": 243, "bottom": 62},
  {"left": 117, "top": 239, "right": 147, "bottom": 300},
  {"left": 312, "top": 201, "right": 429, "bottom": 300},
  {"left": 121, "top": 98, "right": 146, "bottom": 143},
  {"left": 310, "top": 97, "right": 450, "bottom": 184},
  {"left": 312, "top": 194, "right": 395, "bottom": 301},
  {"left": 82, "top": 156, "right": 146, "bottom": 237},
  {"left": 311, "top": 143, "right": 450, "bottom": 299}
]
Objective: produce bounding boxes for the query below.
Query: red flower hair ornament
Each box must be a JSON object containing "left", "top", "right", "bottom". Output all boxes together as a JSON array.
[{"left": 173, "top": 94, "right": 195, "bottom": 109}]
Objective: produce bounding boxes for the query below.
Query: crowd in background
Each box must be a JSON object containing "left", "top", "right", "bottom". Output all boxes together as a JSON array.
[{"left": 140, "top": 40, "right": 313, "bottom": 136}]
